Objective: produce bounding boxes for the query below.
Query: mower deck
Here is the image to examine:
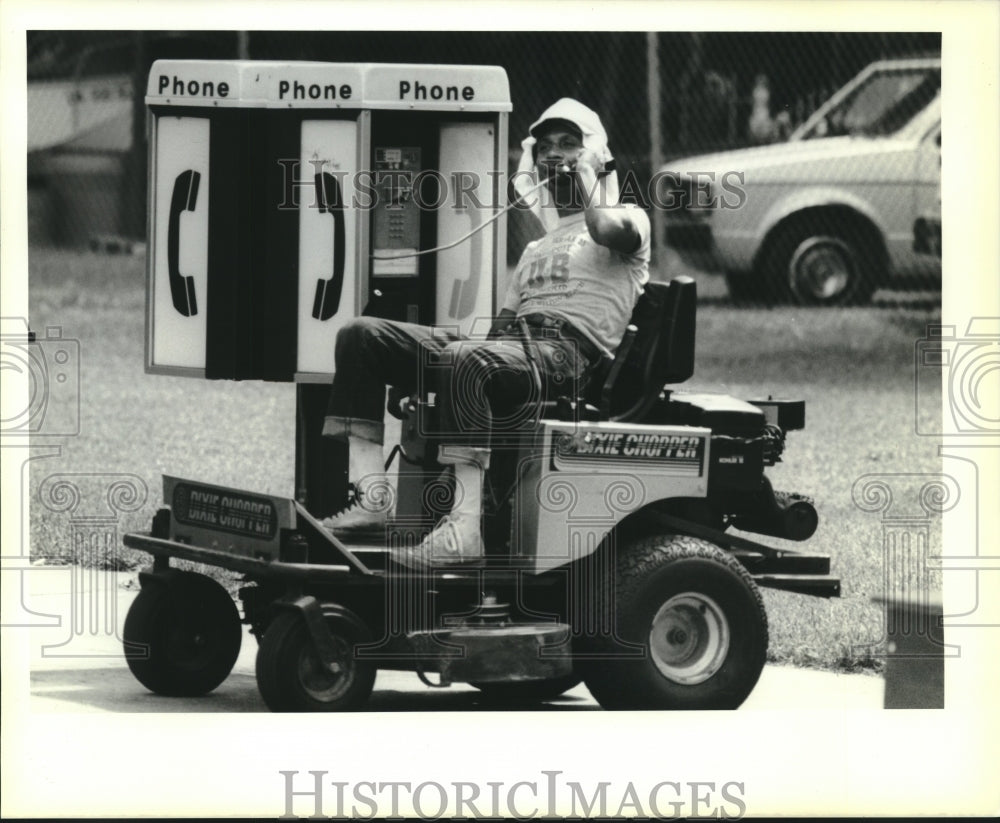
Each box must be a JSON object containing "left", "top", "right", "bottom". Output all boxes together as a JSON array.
[{"left": 123, "top": 520, "right": 840, "bottom": 597}]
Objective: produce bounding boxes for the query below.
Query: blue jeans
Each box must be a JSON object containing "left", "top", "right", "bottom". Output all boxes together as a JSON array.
[{"left": 324, "top": 316, "right": 599, "bottom": 449}]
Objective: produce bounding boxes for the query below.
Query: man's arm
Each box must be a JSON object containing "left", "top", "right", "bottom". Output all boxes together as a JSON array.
[{"left": 575, "top": 151, "right": 642, "bottom": 255}]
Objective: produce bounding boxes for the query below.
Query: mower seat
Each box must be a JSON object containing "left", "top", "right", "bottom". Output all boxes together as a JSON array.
[{"left": 591, "top": 275, "right": 697, "bottom": 422}]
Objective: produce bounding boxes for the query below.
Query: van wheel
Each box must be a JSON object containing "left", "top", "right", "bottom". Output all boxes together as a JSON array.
[
  {"left": 255, "top": 609, "right": 376, "bottom": 712},
  {"left": 767, "top": 220, "right": 877, "bottom": 306},
  {"left": 580, "top": 536, "right": 768, "bottom": 710},
  {"left": 123, "top": 571, "right": 242, "bottom": 697}
]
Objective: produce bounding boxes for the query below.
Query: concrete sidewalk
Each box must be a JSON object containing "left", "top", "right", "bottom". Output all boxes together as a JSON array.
[{"left": 10, "top": 564, "right": 884, "bottom": 712}]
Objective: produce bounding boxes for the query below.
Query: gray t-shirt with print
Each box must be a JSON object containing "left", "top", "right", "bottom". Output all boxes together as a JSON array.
[{"left": 502, "top": 206, "right": 651, "bottom": 355}]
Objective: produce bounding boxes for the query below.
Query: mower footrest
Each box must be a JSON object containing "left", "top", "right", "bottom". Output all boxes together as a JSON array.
[
  {"left": 753, "top": 573, "right": 841, "bottom": 598},
  {"left": 122, "top": 532, "right": 352, "bottom": 579},
  {"left": 733, "top": 549, "right": 831, "bottom": 575}
]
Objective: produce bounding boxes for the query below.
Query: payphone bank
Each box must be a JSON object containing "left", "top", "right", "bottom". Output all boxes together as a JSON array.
[{"left": 145, "top": 61, "right": 511, "bottom": 515}]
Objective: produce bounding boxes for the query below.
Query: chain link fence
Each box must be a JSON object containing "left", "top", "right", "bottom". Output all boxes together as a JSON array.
[{"left": 28, "top": 30, "right": 940, "bottom": 305}]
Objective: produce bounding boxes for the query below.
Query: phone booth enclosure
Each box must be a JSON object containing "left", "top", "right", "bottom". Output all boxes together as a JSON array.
[{"left": 145, "top": 61, "right": 511, "bottom": 513}]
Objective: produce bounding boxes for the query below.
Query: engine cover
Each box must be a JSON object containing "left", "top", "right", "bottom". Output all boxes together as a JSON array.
[
  {"left": 665, "top": 391, "right": 767, "bottom": 437},
  {"left": 513, "top": 420, "right": 712, "bottom": 573}
]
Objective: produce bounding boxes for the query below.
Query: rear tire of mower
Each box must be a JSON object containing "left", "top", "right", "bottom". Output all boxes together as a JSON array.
[
  {"left": 123, "top": 570, "right": 242, "bottom": 697},
  {"left": 580, "top": 535, "right": 768, "bottom": 710},
  {"left": 256, "top": 609, "right": 376, "bottom": 712}
]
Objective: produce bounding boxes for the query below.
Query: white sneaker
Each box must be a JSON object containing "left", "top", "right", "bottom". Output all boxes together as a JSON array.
[
  {"left": 391, "top": 513, "right": 485, "bottom": 569},
  {"left": 320, "top": 505, "right": 388, "bottom": 534},
  {"left": 321, "top": 479, "right": 393, "bottom": 534}
]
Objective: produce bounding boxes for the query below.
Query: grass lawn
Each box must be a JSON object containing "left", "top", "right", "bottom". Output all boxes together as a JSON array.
[{"left": 25, "top": 247, "right": 943, "bottom": 673}]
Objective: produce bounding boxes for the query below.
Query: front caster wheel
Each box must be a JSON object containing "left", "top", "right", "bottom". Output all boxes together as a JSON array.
[
  {"left": 123, "top": 570, "right": 242, "bottom": 697},
  {"left": 255, "top": 608, "right": 376, "bottom": 712},
  {"left": 581, "top": 536, "right": 768, "bottom": 710}
]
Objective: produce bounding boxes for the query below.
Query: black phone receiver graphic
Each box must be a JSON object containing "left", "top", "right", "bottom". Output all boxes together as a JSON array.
[
  {"left": 167, "top": 170, "right": 200, "bottom": 317},
  {"left": 312, "top": 172, "right": 346, "bottom": 321},
  {"left": 448, "top": 206, "right": 483, "bottom": 321}
]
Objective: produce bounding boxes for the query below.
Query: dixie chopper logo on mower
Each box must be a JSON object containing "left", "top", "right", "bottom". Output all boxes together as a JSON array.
[
  {"left": 553, "top": 429, "right": 706, "bottom": 468},
  {"left": 172, "top": 482, "right": 279, "bottom": 540}
]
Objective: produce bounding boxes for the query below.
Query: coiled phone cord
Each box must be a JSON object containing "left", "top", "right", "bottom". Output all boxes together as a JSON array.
[{"left": 369, "top": 175, "right": 553, "bottom": 262}]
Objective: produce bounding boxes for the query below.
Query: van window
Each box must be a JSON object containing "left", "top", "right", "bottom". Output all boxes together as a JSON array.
[{"left": 803, "top": 68, "right": 941, "bottom": 139}]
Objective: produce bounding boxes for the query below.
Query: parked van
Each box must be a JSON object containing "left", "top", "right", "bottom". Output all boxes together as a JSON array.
[{"left": 662, "top": 58, "right": 941, "bottom": 305}]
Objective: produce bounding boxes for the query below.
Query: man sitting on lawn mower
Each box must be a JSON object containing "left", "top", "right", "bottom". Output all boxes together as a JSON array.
[{"left": 322, "top": 98, "right": 651, "bottom": 569}]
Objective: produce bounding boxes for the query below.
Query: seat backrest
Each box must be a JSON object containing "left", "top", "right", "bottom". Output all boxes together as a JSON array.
[{"left": 598, "top": 276, "right": 697, "bottom": 421}]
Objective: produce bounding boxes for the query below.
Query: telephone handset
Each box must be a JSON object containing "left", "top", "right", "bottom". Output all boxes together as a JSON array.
[
  {"left": 448, "top": 206, "right": 483, "bottom": 320},
  {"left": 167, "top": 170, "right": 200, "bottom": 317},
  {"left": 311, "top": 172, "right": 346, "bottom": 321}
]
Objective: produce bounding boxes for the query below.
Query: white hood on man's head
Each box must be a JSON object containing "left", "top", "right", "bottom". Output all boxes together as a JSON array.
[
  {"left": 515, "top": 98, "right": 620, "bottom": 232},
  {"left": 528, "top": 98, "right": 615, "bottom": 168}
]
